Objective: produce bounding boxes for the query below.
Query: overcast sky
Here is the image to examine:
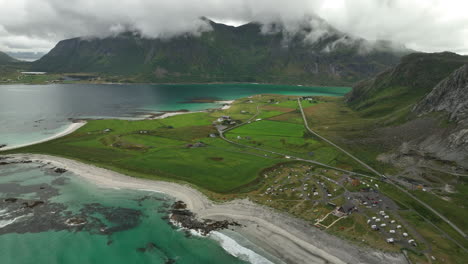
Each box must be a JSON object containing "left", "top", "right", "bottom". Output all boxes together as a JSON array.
[{"left": 0, "top": 0, "right": 467, "bottom": 54}]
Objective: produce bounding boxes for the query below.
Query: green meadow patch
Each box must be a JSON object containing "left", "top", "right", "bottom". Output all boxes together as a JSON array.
[{"left": 229, "top": 120, "right": 305, "bottom": 137}]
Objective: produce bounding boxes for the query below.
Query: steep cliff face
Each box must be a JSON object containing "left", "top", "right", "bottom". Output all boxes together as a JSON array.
[
  {"left": 414, "top": 65, "right": 468, "bottom": 123},
  {"left": 377, "top": 64, "right": 468, "bottom": 170},
  {"left": 411, "top": 65, "right": 468, "bottom": 166}
]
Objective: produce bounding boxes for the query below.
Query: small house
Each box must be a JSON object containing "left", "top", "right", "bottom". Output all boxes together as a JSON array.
[{"left": 336, "top": 201, "right": 356, "bottom": 216}]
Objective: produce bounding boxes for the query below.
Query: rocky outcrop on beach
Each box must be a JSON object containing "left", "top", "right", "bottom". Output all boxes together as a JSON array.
[
  {"left": 169, "top": 201, "right": 241, "bottom": 236},
  {"left": 0, "top": 159, "right": 32, "bottom": 165},
  {"left": 53, "top": 167, "right": 68, "bottom": 174}
]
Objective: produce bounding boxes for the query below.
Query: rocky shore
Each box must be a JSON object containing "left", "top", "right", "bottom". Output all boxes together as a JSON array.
[
  {"left": 1, "top": 154, "right": 407, "bottom": 264},
  {"left": 169, "top": 201, "right": 241, "bottom": 236}
]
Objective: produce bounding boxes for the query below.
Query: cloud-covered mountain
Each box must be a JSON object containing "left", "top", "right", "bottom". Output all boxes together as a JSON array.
[{"left": 32, "top": 18, "right": 409, "bottom": 85}]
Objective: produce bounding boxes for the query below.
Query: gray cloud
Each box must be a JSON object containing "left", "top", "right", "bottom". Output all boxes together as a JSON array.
[{"left": 0, "top": 0, "right": 466, "bottom": 54}]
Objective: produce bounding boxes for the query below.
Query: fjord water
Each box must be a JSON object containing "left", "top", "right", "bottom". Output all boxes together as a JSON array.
[{"left": 0, "top": 83, "right": 350, "bottom": 148}]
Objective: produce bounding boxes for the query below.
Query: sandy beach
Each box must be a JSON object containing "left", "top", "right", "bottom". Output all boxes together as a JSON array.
[
  {"left": 217, "top": 100, "right": 235, "bottom": 110},
  {"left": 2, "top": 154, "right": 406, "bottom": 264},
  {"left": 0, "top": 122, "right": 86, "bottom": 151}
]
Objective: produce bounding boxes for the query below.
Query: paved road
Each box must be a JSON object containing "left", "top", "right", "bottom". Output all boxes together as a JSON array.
[
  {"left": 218, "top": 103, "right": 376, "bottom": 180},
  {"left": 297, "top": 99, "right": 384, "bottom": 178},
  {"left": 297, "top": 99, "right": 468, "bottom": 241}
]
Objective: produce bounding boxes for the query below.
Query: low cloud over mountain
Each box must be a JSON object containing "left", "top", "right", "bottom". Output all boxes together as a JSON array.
[{"left": 0, "top": 0, "right": 467, "bottom": 54}]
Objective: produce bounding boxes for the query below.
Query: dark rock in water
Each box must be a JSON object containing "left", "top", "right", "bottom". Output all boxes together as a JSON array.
[
  {"left": 22, "top": 200, "right": 44, "bottom": 208},
  {"left": 80, "top": 203, "right": 142, "bottom": 234},
  {"left": 170, "top": 200, "right": 241, "bottom": 236},
  {"left": 146, "top": 242, "right": 156, "bottom": 251},
  {"left": 161, "top": 214, "right": 169, "bottom": 220},
  {"left": 51, "top": 177, "right": 69, "bottom": 186},
  {"left": 65, "top": 217, "right": 87, "bottom": 226},
  {"left": 0, "top": 144, "right": 7, "bottom": 149},
  {"left": 54, "top": 168, "right": 68, "bottom": 174},
  {"left": 0, "top": 181, "right": 143, "bottom": 236},
  {"left": 136, "top": 242, "right": 157, "bottom": 253},
  {"left": 107, "top": 240, "right": 113, "bottom": 246},
  {"left": 134, "top": 195, "right": 166, "bottom": 206}
]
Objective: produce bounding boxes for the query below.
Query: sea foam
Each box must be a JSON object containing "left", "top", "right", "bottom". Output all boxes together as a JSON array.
[
  {"left": 210, "top": 231, "right": 274, "bottom": 264},
  {"left": 0, "top": 213, "right": 32, "bottom": 228}
]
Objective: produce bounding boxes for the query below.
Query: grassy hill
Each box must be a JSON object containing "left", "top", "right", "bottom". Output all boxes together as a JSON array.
[
  {"left": 345, "top": 52, "right": 468, "bottom": 119},
  {"left": 0, "top": 51, "right": 19, "bottom": 64},
  {"left": 0, "top": 51, "right": 32, "bottom": 82},
  {"left": 32, "top": 19, "right": 408, "bottom": 85}
]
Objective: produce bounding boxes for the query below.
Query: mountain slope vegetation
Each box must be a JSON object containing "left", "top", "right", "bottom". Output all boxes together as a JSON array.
[
  {"left": 0, "top": 51, "right": 19, "bottom": 64},
  {"left": 345, "top": 52, "right": 468, "bottom": 118},
  {"left": 32, "top": 18, "right": 408, "bottom": 85}
]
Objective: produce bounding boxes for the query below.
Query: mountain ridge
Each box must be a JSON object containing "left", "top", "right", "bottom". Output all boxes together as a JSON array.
[
  {"left": 0, "top": 51, "right": 19, "bottom": 64},
  {"left": 344, "top": 53, "right": 468, "bottom": 170},
  {"left": 345, "top": 52, "right": 468, "bottom": 118},
  {"left": 32, "top": 18, "right": 409, "bottom": 85}
]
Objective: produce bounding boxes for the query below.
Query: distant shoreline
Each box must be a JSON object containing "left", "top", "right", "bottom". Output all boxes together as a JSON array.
[
  {"left": 0, "top": 122, "right": 86, "bottom": 152},
  {"left": 0, "top": 99, "right": 234, "bottom": 152},
  {"left": 0, "top": 81, "right": 352, "bottom": 90},
  {"left": 2, "top": 154, "right": 406, "bottom": 264}
]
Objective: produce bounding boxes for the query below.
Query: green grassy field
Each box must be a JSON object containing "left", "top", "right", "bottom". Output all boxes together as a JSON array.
[
  {"left": 9, "top": 110, "right": 283, "bottom": 193},
  {"left": 5, "top": 93, "right": 467, "bottom": 262}
]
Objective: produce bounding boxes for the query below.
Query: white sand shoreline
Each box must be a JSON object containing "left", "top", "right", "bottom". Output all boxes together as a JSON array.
[
  {"left": 150, "top": 111, "right": 203, "bottom": 120},
  {"left": 148, "top": 100, "right": 233, "bottom": 119},
  {"left": 216, "top": 100, "right": 234, "bottom": 110},
  {"left": 2, "top": 154, "right": 407, "bottom": 264},
  {"left": 0, "top": 122, "right": 86, "bottom": 151}
]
